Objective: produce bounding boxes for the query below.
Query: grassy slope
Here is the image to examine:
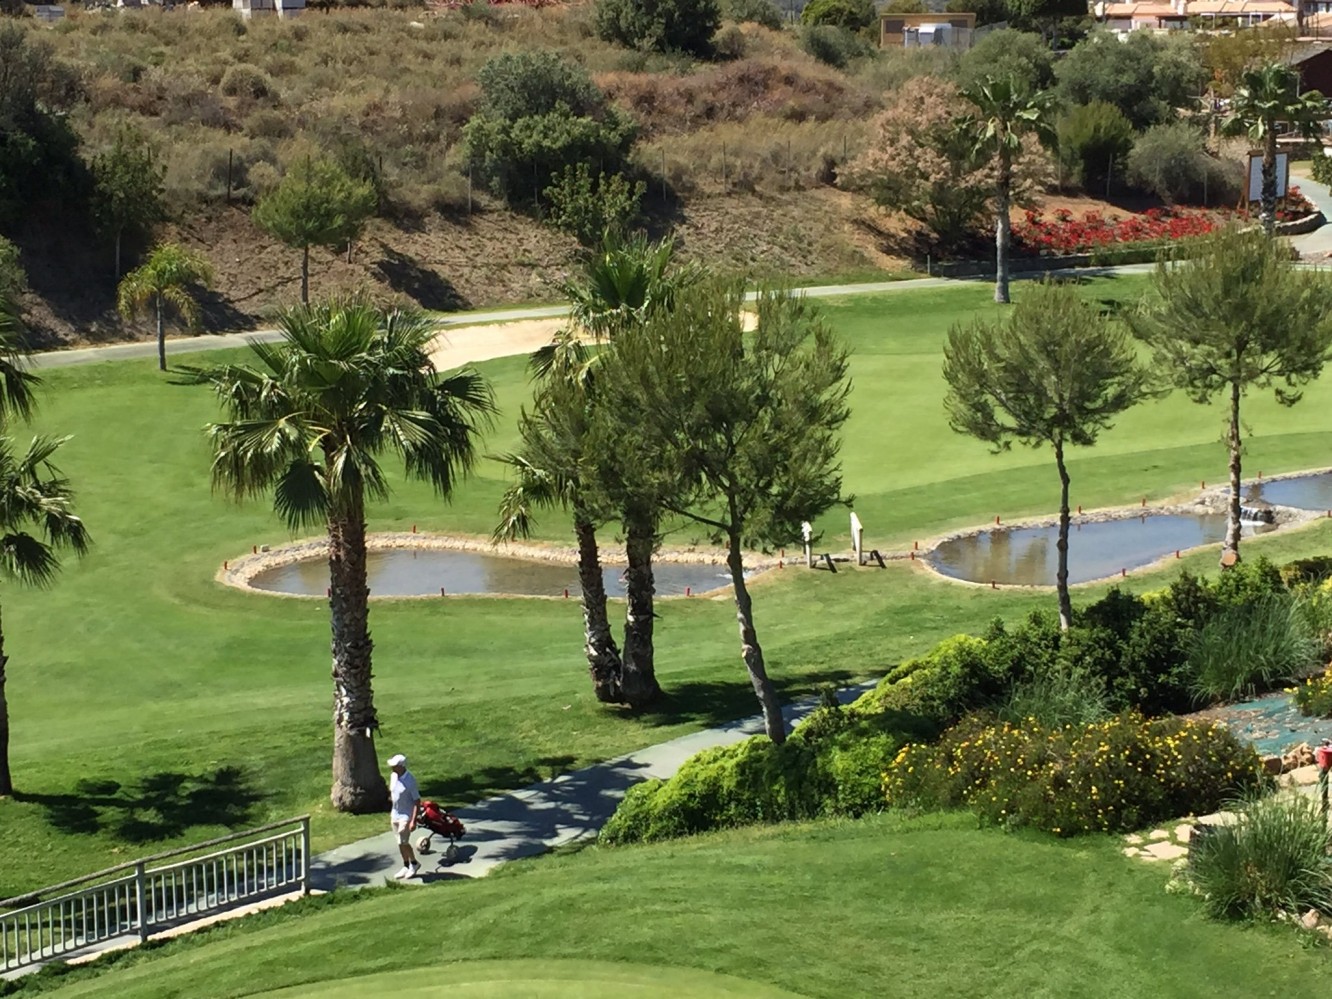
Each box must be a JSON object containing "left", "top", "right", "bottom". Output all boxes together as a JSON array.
[
  {"left": 40, "top": 814, "right": 1332, "bottom": 998},
  {"left": 6, "top": 278, "right": 1332, "bottom": 895}
]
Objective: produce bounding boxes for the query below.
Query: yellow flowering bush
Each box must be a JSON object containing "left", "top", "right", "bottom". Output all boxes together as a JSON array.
[
  {"left": 1293, "top": 668, "right": 1332, "bottom": 718},
  {"left": 882, "top": 712, "right": 1262, "bottom": 835}
]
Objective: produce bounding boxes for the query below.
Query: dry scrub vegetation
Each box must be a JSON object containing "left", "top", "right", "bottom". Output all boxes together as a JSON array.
[{"left": 13, "top": 5, "right": 942, "bottom": 343}]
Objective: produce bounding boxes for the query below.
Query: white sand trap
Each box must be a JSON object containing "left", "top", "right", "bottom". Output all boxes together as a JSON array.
[
  {"left": 429, "top": 311, "right": 758, "bottom": 372},
  {"left": 428, "top": 318, "right": 566, "bottom": 371}
]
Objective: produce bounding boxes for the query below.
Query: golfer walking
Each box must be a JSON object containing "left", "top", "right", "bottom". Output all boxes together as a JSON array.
[{"left": 387, "top": 753, "right": 421, "bottom": 879}]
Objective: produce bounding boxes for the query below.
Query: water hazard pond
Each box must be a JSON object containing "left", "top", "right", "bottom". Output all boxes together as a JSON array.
[
  {"left": 248, "top": 548, "right": 741, "bottom": 598},
  {"left": 928, "top": 513, "right": 1277, "bottom": 587},
  {"left": 1243, "top": 471, "right": 1332, "bottom": 511}
]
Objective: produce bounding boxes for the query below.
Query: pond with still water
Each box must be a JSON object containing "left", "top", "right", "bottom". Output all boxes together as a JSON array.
[
  {"left": 248, "top": 548, "right": 741, "bottom": 598},
  {"left": 1239, "top": 471, "right": 1332, "bottom": 511},
  {"left": 928, "top": 513, "right": 1277, "bottom": 587}
]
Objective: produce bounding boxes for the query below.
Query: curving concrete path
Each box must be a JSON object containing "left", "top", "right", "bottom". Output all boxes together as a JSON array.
[{"left": 309, "top": 679, "right": 877, "bottom": 889}]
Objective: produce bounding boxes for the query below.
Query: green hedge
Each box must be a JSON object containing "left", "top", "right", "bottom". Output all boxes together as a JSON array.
[{"left": 600, "top": 702, "right": 935, "bottom": 845}]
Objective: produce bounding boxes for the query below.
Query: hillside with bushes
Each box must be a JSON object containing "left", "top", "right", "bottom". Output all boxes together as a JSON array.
[{"left": 0, "top": 3, "right": 1305, "bottom": 344}]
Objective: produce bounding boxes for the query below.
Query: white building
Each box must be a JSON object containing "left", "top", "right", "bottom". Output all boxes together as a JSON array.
[{"left": 232, "top": 0, "right": 305, "bottom": 19}]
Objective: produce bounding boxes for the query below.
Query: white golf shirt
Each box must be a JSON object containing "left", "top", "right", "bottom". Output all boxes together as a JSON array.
[{"left": 390, "top": 769, "right": 420, "bottom": 821}]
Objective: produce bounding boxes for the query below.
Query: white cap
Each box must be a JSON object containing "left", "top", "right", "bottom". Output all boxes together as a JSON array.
[{"left": 387, "top": 754, "right": 407, "bottom": 768}]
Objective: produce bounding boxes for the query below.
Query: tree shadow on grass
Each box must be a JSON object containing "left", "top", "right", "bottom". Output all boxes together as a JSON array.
[
  {"left": 14, "top": 766, "right": 265, "bottom": 844},
  {"left": 625, "top": 667, "right": 866, "bottom": 731}
]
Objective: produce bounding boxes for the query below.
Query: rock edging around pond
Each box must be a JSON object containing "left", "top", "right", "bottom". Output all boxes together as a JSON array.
[{"left": 218, "top": 531, "right": 782, "bottom": 600}]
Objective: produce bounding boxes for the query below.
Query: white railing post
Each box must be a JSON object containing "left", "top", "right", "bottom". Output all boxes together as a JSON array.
[
  {"left": 133, "top": 862, "right": 148, "bottom": 943},
  {"left": 300, "top": 817, "right": 311, "bottom": 896}
]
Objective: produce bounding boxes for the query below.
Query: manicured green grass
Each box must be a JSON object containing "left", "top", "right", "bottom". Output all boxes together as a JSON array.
[
  {"left": 34, "top": 814, "right": 1332, "bottom": 998},
  {"left": 246, "top": 961, "right": 804, "bottom": 998},
  {"left": 6, "top": 277, "right": 1332, "bottom": 897}
]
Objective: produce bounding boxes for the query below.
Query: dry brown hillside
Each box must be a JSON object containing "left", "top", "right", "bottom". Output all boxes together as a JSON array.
[{"left": 8, "top": 5, "right": 953, "bottom": 346}]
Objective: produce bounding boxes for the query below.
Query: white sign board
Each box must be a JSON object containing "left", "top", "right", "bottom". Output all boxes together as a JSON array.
[
  {"left": 1247, "top": 152, "right": 1289, "bottom": 203},
  {"left": 801, "top": 521, "right": 812, "bottom": 543}
]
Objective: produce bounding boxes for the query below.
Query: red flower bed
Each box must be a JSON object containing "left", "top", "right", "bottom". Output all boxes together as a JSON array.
[
  {"left": 1013, "top": 188, "right": 1318, "bottom": 258},
  {"left": 1013, "top": 206, "right": 1218, "bottom": 256}
]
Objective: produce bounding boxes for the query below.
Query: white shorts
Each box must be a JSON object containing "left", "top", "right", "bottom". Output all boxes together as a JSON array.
[{"left": 391, "top": 816, "right": 412, "bottom": 845}]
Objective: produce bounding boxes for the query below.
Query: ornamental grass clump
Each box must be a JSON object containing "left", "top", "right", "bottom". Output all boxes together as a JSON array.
[
  {"left": 1188, "top": 793, "right": 1332, "bottom": 921},
  {"left": 1188, "top": 593, "right": 1322, "bottom": 704},
  {"left": 882, "top": 712, "right": 1262, "bottom": 835}
]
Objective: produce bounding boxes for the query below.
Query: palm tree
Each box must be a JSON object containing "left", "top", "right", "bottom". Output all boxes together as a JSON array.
[
  {"left": 0, "top": 302, "right": 89, "bottom": 798},
  {"left": 117, "top": 243, "right": 214, "bottom": 372},
  {"left": 520, "top": 234, "right": 698, "bottom": 708},
  {"left": 493, "top": 385, "right": 624, "bottom": 704},
  {"left": 182, "top": 301, "right": 495, "bottom": 813},
  {"left": 1222, "top": 62, "right": 1327, "bottom": 237},
  {"left": 961, "top": 76, "right": 1056, "bottom": 305}
]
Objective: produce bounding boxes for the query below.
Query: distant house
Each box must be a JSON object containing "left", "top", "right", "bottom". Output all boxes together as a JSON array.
[
  {"left": 878, "top": 12, "right": 976, "bottom": 49},
  {"left": 233, "top": 0, "right": 305, "bottom": 18},
  {"left": 1286, "top": 43, "right": 1332, "bottom": 94},
  {"left": 1099, "top": 0, "right": 1296, "bottom": 29}
]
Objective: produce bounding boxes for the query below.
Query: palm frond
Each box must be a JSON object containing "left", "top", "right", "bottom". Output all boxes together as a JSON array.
[
  {"left": 272, "top": 459, "right": 331, "bottom": 530},
  {"left": 0, "top": 531, "right": 60, "bottom": 587}
]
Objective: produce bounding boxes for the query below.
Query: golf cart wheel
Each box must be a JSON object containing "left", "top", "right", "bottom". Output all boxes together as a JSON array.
[
  {"left": 445, "top": 843, "right": 460, "bottom": 862},
  {"left": 417, "top": 835, "right": 433, "bottom": 854}
]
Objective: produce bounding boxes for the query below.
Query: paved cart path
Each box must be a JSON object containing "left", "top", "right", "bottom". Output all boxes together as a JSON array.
[{"left": 309, "top": 680, "right": 876, "bottom": 889}]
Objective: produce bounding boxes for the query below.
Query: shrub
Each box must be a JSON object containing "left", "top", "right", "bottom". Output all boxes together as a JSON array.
[
  {"left": 800, "top": 0, "right": 876, "bottom": 30},
  {"left": 883, "top": 712, "right": 1262, "bottom": 835},
  {"left": 712, "top": 23, "right": 748, "bottom": 61},
  {"left": 543, "top": 164, "right": 645, "bottom": 246},
  {"left": 464, "top": 52, "right": 637, "bottom": 206},
  {"left": 1293, "top": 668, "right": 1332, "bottom": 718},
  {"left": 857, "top": 633, "right": 1015, "bottom": 726},
  {"left": 1056, "top": 30, "right": 1205, "bottom": 130},
  {"left": 1057, "top": 101, "right": 1134, "bottom": 193},
  {"left": 1125, "top": 122, "right": 1213, "bottom": 204},
  {"left": 600, "top": 701, "right": 932, "bottom": 844},
  {"left": 218, "top": 63, "right": 275, "bottom": 101},
  {"left": 840, "top": 77, "right": 991, "bottom": 252},
  {"left": 1188, "top": 793, "right": 1332, "bottom": 920},
  {"left": 1311, "top": 151, "right": 1332, "bottom": 187},
  {"left": 722, "top": 0, "right": 782, "bottom": 29},
  {"left": 1279, "top": 556, "right": 1332, "bottom": 588},
  {"left": 599, "top": 738, "right": 826, "bottom": 844},
  {"left": 798, "top": 24, "right": 872, "bottom": 69},
  {"left": 1188, "top": 592, "right": 1321, "bottom": 703},
  {"left": 0, "top": 236, "right": 26, "bottom": 302},
  {"left": 594, "top": 0, "right": 721, "bottom": 56},
  {"left": 823, "top": 732, "right": 901, "bottom": 816},
  {"left": 955, "top": 29, "right": 1055, "bottom": 94}
]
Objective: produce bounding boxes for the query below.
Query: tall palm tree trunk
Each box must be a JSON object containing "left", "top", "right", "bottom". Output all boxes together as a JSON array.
[
  {"left": 1261, "top": 132, "right": 1278, "bottom": 238},
  {"left": 620, "top": 511, "right": 662, "bottom": 708},
  {"left": 994, "top": 148, "right": 1013, "bottom": 305},
  {"left": 1224, "top": 378, "right": 1244, "bottom": 565},
  {"left": 327, "top": 488, "right": 388, "bottom": 812},
  {"left": 0, "top": 602, "right": 11, "bottom": 797},
  {"left": 155, "top": 294, "right": 166, "bottom": 372},
  {"left": 727, "top": 531, "right": 785, "bottom": 743},
  {"left": 301, "top": 245, "right": 311, "bottom": 306},
  {"left": 573, "top": 511, "right": 623, "bottom": 703},
  {"left": 1054, "top": 439, "right": 1073, "bottom": 632}
]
